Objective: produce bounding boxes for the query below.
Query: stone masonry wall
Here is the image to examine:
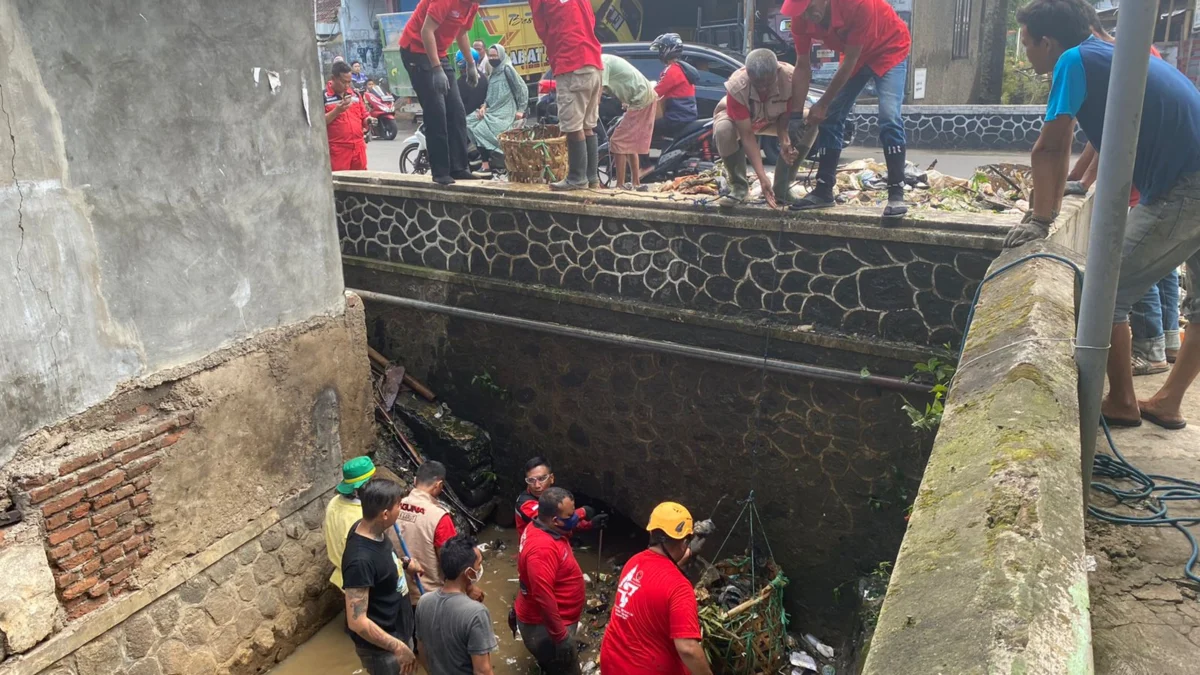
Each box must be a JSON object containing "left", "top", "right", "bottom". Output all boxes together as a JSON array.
[
  {"left": 336, "top": 190, "right": 997, "bottom": 347},
  {"left": 41, "top": 494, "right": 340, "bottom": 675}
]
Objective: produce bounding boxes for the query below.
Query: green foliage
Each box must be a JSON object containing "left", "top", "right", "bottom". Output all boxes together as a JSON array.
[
  {"left": 471, "top": 369, "right": 510, "bottom": 401},
  {"left": 901, "top": 356, "right": 957, "bottom": 432},
  {"left": 1002, "top": 55, "right": 1050, "bottom": 105}
]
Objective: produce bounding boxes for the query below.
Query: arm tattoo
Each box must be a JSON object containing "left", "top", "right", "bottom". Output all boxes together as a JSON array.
[
  {"left": 346, "top": 588, "right": 369, "bottom": 621},
  {"left": 345, "top": 588, "right": 401, "bottom": 652}
]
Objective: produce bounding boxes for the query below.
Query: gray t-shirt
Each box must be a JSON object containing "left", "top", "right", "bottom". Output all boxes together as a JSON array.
[{"left": 415, "top": 590, "right": 499, "bottom": 675}]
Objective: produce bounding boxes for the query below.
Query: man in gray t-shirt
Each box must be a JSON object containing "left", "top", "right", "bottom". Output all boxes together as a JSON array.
[{"left": 416, "top": 535, "right": 499, "bottom": 675}]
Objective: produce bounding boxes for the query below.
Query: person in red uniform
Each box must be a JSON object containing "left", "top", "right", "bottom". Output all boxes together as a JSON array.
[
  {"left": 784, "top": 0, "right": 912, "bottom": 218},
  {"left": 651, "top": 33, "right": 698, "bottom": 140},
  {"left": 514, "top": 457, "right": 606, "bottom": 537},
  {"left": 325, "top": 61, "right": 370, "bottom": 171},
  {"left": 600, "top": 502, "right": 712, "bottom": 675},
  {"left": 530, "top": 0, "right": 604, "bottom": 190},
  {"left": 399, "top": 0, "right": 484, "bottom": 185},
  {"left": 515, "top": 487, "right": 585, "bottom": 675}
]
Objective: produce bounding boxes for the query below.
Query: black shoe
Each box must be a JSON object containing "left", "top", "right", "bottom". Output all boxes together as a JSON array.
[
  {"left": 883, "top": 185, "right": 908, "bottom": 219},
  {"left": 450, "top": 170, "right": 489, "bottom": 180},
  {"left": 789, "top": 190, "right": 835, "bottom": 211},
  {"left": 433, "top": 175, "right": 456, "bottom": 186}
]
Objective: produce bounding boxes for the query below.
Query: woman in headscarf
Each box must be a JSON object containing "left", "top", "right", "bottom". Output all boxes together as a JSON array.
[{"left": 466, "top": 44, "right": 529, "bottom": 172}]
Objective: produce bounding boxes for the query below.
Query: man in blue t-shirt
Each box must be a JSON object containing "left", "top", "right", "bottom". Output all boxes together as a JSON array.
[{"left": 1009, "top": 0, "right": 1200, "bottom": 430}]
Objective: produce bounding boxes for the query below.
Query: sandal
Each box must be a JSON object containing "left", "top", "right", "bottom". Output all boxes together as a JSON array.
[{"left": 1131, "top": 355, "right": 1170, "bottom": 376}]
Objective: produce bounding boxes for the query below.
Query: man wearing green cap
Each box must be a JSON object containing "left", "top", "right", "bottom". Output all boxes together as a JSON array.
[{"left": 325, "top": 456, "right": 423, "bottom": 590}]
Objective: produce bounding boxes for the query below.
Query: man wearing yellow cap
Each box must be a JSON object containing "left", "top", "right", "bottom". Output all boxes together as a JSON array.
[
  {"left": 599, "top": 502, "right": 713, "bottom": 675},
  {"left": 324, "top": 456, "right": 423, "bottom": 590}
]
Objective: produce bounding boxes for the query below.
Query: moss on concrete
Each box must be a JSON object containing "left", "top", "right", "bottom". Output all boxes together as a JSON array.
[{"left": 862, "top": 242, "right": 1092, "bottom": 675}]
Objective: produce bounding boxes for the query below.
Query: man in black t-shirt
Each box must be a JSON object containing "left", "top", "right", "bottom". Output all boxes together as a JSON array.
[{"left": 343, "top": 479, "right": 419, "bottom": 675}]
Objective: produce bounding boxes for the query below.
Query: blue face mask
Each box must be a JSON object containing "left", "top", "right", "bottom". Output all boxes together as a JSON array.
[{"left": 556, "top": 513, "right": 581, "bottom": 531}]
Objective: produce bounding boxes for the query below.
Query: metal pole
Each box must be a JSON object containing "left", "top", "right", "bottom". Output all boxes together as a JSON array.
[
  {"left": 743, "top": 0, "right": 755, "bottom": 53},
  {"left": 1076, "top": 1, "right": 1158, "bottom": 508},
  {"left": 349, "top": 289, "right": 931, "bottom": 394}
]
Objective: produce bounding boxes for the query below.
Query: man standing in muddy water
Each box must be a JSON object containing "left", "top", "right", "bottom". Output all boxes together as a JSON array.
[{"left": 514, "top": 456, "right": 607, "bottom": 537}]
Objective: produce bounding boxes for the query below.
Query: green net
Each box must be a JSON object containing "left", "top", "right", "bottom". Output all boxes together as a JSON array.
[{"left": 696, "top": 556, "right": 789, "bottom": 675}]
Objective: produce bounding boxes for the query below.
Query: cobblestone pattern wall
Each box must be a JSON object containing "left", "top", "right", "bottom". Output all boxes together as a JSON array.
[
  {"left": 371, "top": 305, "right": 931, "bottom": 624},
  {"left": 45, "top": 495, "right": 340, "bottom": 675},
  {"left": 13, "top": 410, "right": 194, "bottom": 620},
  {"left": 847, "top": 109, "right": 1087, "bottom": 151},
  {"left": 337, "top": 193, "right": 994, "bottom": 346}
]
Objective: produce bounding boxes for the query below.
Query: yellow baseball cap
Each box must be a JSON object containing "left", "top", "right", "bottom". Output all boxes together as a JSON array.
[{"left": 646, "top": 502, "right": 694, "bottom": 539}]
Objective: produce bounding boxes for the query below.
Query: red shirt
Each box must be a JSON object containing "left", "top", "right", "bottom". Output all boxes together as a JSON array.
[
  {"left": 515, "top": 522, "right": 585, "bottom": 642},
  {"left": 514, "top": 491, "right": 593, "bottom": 537},
  {"left": 399, "top": 0, "right": 480, "bottom": 57},
  {"left": 655, "top": 62, "right": 695, "bottom": 99},
  {"left": 530, "top": 0, "right": 602, "bottom": 75},
  {"left": 790, "top": 0, "right": 910, "bottom": 78},
  {"left": 599, "top": 550, "right": 702, "bottom": 675},
  {"left": 324, "top": 82, "right": 368, "bottom": 146},
  {"left": 433, "top": 514, "right": 456, "bottom": 549}
]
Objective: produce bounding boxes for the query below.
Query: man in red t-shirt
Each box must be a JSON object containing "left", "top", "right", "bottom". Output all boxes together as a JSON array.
[
  {"left": 651, "top": 33, "right": 698, "bottom": 140},
  {"left": 530, "top": 0, "right": 604, "bottom": 190},
  {"left": 399, "top": 0, "right": 485, "bottom": 185},
  {"left": 324, "top": 61, "right": 370, "bottom": 171},
  {"left": 515, "top": 487, "right": 586, "bottom": 675},
  {"left": 514, "top": 456, "right": 604, "bottom": 537},
  {"left": 599, "top": 502, "right": 712, "bottom": 675},
  {"left": 784, "top": 0, "right": 912, "bottom": 218}
]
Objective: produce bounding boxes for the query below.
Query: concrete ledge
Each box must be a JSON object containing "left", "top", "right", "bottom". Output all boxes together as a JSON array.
[{"left": 862, "top": 241, "right": 1092, "bottom": 674}]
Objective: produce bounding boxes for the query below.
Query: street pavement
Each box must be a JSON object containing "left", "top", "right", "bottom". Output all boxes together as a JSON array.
[{"left": 363, "top": 120, "right": 1032, "bottom": 182}]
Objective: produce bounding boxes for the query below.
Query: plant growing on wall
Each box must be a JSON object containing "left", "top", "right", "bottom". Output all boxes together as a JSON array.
[
  {"left": 471, "top": 368, "right": 510, "bottom": 401},
  {"left": 901, "top": 355, "right": 956, "bottom": 432}
]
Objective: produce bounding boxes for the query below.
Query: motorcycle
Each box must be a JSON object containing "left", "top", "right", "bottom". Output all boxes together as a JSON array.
[
  {"left": 597, "top": 116, "right": 716, "bottom": 187},
  {"left": 363, "top": 88, "right": 398, "bottom": 141},
  {"left": 398, "top": 124, "right": 429, "bottom": 175}
]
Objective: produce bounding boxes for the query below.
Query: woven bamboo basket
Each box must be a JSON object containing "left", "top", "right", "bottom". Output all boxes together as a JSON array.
[
  {"left": 696, "top": 557, "right": 790, "bottom": 675},
  {"left": 498, "top": 124, "right": 568, "bottom": 184}
]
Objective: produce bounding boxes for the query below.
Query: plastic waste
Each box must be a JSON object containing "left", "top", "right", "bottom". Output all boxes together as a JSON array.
[
  {"left": 821, "top": 666, "right": 836, "bottom": 675},
  {"left": 790, "top": 650, "right": 818, "bottom": 671},
  {"left": 804, "top": 634, "right": 835, "bottom": 660}
]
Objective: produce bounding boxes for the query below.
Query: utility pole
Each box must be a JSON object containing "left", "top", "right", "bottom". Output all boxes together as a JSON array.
[
  {"left": 743, "top": 0, "right": 755, "bottom": 54},
  {"left": 1076, "top": 0, "right": 1158, "bottom": 508}
]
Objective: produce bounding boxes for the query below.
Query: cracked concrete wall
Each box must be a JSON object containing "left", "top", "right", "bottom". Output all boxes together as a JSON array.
[{"left": 0, "top": 0, "right": 345, "bottom": 467}]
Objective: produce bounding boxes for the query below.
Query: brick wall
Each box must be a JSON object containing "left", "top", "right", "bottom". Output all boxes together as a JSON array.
[{"left": 14, "top": 409, "right": 194, "bottom": 620}]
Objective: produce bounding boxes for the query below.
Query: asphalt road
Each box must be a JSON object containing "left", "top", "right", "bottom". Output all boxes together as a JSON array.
[{"left": 363, "top": 120, "right": 1033, "bottom": 181}]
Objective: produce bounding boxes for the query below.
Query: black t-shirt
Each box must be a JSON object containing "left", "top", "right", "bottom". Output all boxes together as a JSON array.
[{"left": 342, "top": 521, "right": 412, "bottom": 651}]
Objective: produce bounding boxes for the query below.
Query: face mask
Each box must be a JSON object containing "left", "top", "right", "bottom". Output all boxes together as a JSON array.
[
  {"left": 489, "top": 58, "right": 502, "bottom": 68},
  {"left": 556, "top": 513, "right": 581, "bottom": 531},
  {"left": 467, "top": 562, "right": 485, "bottom": 583}
]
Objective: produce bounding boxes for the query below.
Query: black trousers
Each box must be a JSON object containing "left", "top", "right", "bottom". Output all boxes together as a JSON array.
[
  {"left": 517, "top": 620, "right": 581, "bottom": 675},
  {"left": 401, "top": 49, "right": 469, "bottom": 180}
]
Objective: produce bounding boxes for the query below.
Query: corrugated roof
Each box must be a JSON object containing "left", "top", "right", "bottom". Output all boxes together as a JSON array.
[{"left": 314, "top": 0, "right": 341, "bottom": 25}]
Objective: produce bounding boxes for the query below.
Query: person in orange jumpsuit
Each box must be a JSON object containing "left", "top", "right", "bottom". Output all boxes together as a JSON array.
[{"left": 325, "top": 60, "right": 370, "bottom": 171}]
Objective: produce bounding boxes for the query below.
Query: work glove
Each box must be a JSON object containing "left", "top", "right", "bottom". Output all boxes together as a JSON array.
[
  {"left": 432, "top": 68, "right": 450, "bottom": 96},
  {"left": 465, "top": 65, "right": 480, "bottom": 88},
  {"left": 786, "top": 111, "right": 807, "bottom": 148},
  {"left": 580, "top": 506, "right": 596, "bottom": 520},
  {"left": 1064, "top": 180, "right": 1088, "bottom": 196},
  {"left": 1003, "top": 212, "right": 1054, "bottom": 249},
  {"left": 590, "top": 513, "right": 610, "bottom": 529},
  {"left": 554, "top": 637, "right": 576, "bottom": 665}
]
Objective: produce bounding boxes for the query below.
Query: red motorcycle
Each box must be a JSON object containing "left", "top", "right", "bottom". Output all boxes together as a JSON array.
[{"left": 363, "top": 87, "right": 398, "bottom": 141}]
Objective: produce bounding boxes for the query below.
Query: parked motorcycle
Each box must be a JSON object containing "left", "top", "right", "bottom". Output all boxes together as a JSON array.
[
  {"left": 364, "top": 88, "right": 398, "bottom": 141},
  {"left": 398, "top": 124, "right": 428, "bottom": 175},
  {"left": 597, "top": 116, "right": 716, "bottom": 187}
]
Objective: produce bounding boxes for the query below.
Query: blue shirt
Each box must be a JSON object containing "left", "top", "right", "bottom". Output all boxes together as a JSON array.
[{"left": 1045, "top": 36, "right": 1200, "bottom": 204}]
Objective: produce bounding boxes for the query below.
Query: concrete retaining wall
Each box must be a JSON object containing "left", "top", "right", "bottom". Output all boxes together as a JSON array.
[
  {"left": 849, "top": 105, "right": 1088, "bottom": 151},
  {"left": 862, "top": 240, "right": 1092, "bottom": 674}
]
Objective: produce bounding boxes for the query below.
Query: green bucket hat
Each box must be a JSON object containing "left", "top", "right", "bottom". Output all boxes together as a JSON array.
[{"left": 338, "top": 456, "right": 376, "bottom": 495}]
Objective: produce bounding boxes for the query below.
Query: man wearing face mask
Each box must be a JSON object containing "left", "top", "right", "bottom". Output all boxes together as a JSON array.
[
  {"left": 515, "top": 487, "right": 586, "bottom": 675},
  {"left": 514, "top": 457, "right": 606, "bottom": 537},
  {"left": 599, "top": 502, "right": 712, "bottom": 675},
  {"left": 415, "top": 535, "right": 499, "bottom": 675}
]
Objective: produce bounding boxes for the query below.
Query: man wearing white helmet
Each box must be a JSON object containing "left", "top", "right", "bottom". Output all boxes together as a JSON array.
[{"left": 599, "top": 502, "right": 713, "bottom": 675}]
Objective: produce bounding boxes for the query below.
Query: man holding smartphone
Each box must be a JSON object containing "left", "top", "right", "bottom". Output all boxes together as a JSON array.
[{"left": 325, "top": 60, "right": 370, "bottom": 171}]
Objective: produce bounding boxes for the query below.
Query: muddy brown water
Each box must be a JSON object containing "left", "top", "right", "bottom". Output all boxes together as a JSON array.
[{"left": 270, "top": 525, "right": 643, "bottom": 675}]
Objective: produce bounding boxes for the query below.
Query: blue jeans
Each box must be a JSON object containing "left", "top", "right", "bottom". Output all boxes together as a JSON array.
[
  {"left": 814, "top": 60, "right": 907, "bottom": 155},
  {"left": 1130, "top": 269, "right": 1181, "bottom": 362}
]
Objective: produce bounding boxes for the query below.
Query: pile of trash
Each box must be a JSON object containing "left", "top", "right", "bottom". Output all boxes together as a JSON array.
[
  {"left": 785, "top": 633, "right": 838, "bottom": 675},
  {"left": 653, "top": 170, "right": 725, "bottom": 196},
  {"left": 694, "top": 556, "right": 790, "bottom": 674},
  {"left": 835, "top": 159, "right": 1032, "bottom": 214}
]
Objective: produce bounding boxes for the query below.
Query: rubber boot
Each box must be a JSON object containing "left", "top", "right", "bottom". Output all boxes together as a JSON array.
[
  {"left": 550, "top": 138, "right": 588, "bottom": 191},
  {"left": 586, "top": 135, "right": 600, "bottom": 188},
  {"left": 790, "top": 148, "right": 838, "bottom": 210},
  {"left": 883, "top": 146, "right": 909, "bottom": 219},
  {"left": 718, "top": 149, "right": 750, "bottom": 207},
  {"left": 773, "top": 156, "right": 802, "bottom": 205}
]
